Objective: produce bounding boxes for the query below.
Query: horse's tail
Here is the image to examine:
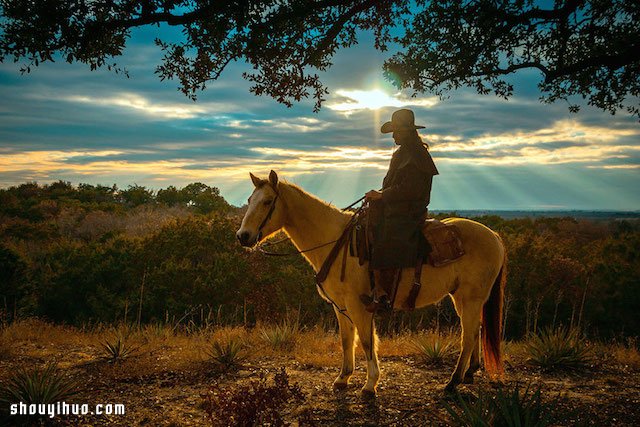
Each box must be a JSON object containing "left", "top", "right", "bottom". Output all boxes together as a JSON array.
[{"left": 482, "top": 245, "right": 506, "bottom": 376}]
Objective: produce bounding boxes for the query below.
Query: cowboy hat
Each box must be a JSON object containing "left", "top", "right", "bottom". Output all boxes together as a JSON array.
[{"left": 380, "top": 109, "right": 425, "bottom": 134}]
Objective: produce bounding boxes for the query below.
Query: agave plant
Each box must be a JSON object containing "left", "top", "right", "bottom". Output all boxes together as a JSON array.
[
  {"left": 525, "top": 327, "right": 592, "bottom": 371},
  {"left": 98, "top": 334, "right": 139, "bottom": 363},
  {"left": 205, "top": 337, "right": 247, "bottom": 371},
  {"left": 0, "top": 362, "right": 79, "bottom": 406},
  {"left": 259, "top": 322, "right": 300, "bottom": 352},
  {"left": 411, "top": 332, "right": 457, "bottom": 365},
  {"left": 445, "top": 385, "right": 556, "bottom": 427}
]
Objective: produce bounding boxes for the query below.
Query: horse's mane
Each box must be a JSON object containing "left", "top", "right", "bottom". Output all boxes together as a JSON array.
[{"left": 280, "top": 180, "right": 353, "bottom": 217}]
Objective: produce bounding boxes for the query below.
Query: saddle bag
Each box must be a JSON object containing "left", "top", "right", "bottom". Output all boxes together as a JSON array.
[{"left": 422, "top": 220, "right": 465, "bottom": 267}]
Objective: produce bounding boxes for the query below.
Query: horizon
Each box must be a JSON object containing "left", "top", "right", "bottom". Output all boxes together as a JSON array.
[{"left": 1, "top": 27, "right": 639, "bottom": 211}]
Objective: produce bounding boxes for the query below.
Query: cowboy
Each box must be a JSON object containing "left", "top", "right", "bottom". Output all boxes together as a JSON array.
[{"left": 362, "top": 109, "right": 439, "bottom": 313}]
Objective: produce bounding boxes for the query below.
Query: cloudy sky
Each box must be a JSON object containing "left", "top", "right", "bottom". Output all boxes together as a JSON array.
[{"left": 1, "top": 25, "right": 638, "bottom": 211}]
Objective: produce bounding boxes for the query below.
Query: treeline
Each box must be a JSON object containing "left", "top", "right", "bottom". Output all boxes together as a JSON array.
[{"left": 0, "top": 181, "right": 639, "bottom": 339}]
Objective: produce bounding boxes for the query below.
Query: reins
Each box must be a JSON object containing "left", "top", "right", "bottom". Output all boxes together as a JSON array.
[{"left": 256, "top": 196, "right": 366, "bottom": 257}]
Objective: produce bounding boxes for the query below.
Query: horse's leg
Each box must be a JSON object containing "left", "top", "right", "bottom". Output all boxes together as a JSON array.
[
  {"left": 462, "top": 328, "right": 481, "bottom": 384},
  {"left": 333, "top": 307, "right": 356, "bottom": 390},
  {"left": 447, "top": 295, "right": 482, "bottom": 391},
  {"left": 352, "top": 308, "right": 379, "bottom": 397}
]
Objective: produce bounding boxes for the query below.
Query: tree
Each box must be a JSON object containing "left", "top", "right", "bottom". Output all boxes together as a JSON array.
[
  {"left": 119, "top": 184, "right": 154, "bottom": 206},
  {"left": 3, "top": 1, "right": 637, "bottom": 116}
]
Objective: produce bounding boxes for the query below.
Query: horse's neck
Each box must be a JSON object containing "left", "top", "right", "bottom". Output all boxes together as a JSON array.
[{"left": 280, "top": 183, "right": 352, "bottom": 271}]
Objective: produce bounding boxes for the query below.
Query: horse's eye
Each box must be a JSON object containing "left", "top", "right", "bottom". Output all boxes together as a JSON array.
[{"left": 263, "top": 200, "right": 273, "bottom": 206}]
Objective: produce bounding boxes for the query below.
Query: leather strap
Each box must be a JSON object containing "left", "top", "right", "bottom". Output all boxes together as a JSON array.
[
  {"left": 403, "top": 256, "right": 423, "bottom": 310},
  {"left": 315, "top": 218, "right": 356, "bottom": 285}
]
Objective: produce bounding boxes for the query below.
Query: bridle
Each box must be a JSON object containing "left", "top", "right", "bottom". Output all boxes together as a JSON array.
[{"left": 256, "top": 187, "right": 279, "bottom": 241}]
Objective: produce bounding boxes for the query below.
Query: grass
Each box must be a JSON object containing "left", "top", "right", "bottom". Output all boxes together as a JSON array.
[
  {"left": 411, "top": 331, "right": 458, "bottom": 365},
  {"left": 445, "top": 385, "right": 557, "bottom": 427},
  {"left": 525, "top": 327, "right": 593, "bottom": 371},
  {"left": 0, "top": 362, "right": 79, "bottom": 406}
]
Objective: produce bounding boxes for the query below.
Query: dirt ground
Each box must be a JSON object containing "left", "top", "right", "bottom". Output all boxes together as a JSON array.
[{"left": 1, "top": 325, "right": 640, "bottom": 426}]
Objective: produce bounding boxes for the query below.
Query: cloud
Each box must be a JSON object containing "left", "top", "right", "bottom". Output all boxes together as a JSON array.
[
  {"left": 430, "top": 120, "right": 640, "bottom": 166},
  {"left": 59, "top": 93, "right": 209, "bottom": 119}
]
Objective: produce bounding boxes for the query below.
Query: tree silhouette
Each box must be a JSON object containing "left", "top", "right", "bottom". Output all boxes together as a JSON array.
[{"left": 1, "top": 1, "right": 638, "bottom": 113}]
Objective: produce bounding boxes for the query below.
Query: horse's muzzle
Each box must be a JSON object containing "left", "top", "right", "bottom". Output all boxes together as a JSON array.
[{"left": 236, "top": 230, "right": 256, "bottom": 247}]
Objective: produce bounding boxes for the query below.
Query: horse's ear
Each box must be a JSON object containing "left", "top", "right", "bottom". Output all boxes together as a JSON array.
[
  {"left": 250, "top": 172, "right": 262, "bottom": 187},
  {"left": 268, "top": 170, "right": 278, "bottom": 188}
]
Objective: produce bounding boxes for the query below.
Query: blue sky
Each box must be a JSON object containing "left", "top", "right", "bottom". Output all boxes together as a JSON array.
[{"left": 0, "top": 25, "right": 638, "bottom": 211}]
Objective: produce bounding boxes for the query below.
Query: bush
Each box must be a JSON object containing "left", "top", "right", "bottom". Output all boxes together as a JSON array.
[
  {"left": 411, "top": 331, "right": 457, "bottom": 365},
  {"left": 203, "top": 368, "right": 305, "bottom": 426},
  {"left": 445, "top": 385, "right": 556, "bottom": 427},
  {"left": 525, "top": 327, "right": 592, "bottom": 370}
]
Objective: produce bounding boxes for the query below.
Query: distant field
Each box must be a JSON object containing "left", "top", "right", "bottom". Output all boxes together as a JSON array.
[{"left": 432, "top": 210, "right": 640, "bottom": 220}]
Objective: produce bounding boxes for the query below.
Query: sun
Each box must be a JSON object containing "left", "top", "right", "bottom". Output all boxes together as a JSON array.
[
  {"left": 327, "top": 88, "right": 438, "bottom": 113},
  {"left": 328, "top": 89, "right": 403, "bottom": 111}
]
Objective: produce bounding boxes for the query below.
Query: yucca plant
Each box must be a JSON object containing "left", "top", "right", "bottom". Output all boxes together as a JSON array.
[
  {"left": 98, "top": 334, "right": 139, "bottom": 363},
  {"left": 525, "top": 327, "right": 592, "bottom": 371},
  {"left": 411, "top": 333, "right": 457, "bottom": 365},
  {"left": 0, "top": 363, "right": 79, "bottom": 407},
  {"left": 205, "top": 337, "right": 247, "bottom": 372},
  {"left": 445, "top": 385, "right": 556, "bottom": 427},
  {"left": 260, "top": 322, "right": 300, "bottom": 351}
]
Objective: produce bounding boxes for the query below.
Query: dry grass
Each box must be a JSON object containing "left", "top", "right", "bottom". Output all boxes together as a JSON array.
[
  {"left": 2, "top": 318, "right": 93, "bottom": 347},
  {"left": 293, "top": 327, "right": 341, "bottom": 368},
  {"left": 598, "top": 338, "right": 640, "bottom": 369},
  {"left": 0, "top": 334, "right": 12, "bottom": 360},
  {"left": 2, "top": 318, "right": 639, "bottom": 383}
]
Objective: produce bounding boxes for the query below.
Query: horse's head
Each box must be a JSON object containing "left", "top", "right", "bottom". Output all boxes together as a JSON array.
[{"left": 236, "top": 170, "right": 285, "bottom": 247}]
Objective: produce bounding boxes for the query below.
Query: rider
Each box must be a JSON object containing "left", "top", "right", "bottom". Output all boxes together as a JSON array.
[{"left": 362, "top": 109, "right": 439, "bottom": 313}]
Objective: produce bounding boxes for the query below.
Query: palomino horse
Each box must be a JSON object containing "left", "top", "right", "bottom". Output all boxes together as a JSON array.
[{"left": 237, "top": 171, "right": 506, "bottom": 396}]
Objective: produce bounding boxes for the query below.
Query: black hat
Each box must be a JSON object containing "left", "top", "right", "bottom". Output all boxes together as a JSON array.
[{"left": 381, "top": 109, "right": 425, "bottom": 134}]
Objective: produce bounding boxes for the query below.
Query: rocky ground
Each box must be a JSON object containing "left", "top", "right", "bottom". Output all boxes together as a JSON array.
[{"left": 1, "top": 321, "right": 639, "bottom": 426}]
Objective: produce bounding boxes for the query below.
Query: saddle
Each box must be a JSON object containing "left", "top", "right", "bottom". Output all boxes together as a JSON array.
[
  {"left": 351, "top": 209, "right": 465, "bottom": 310},
  {"left": 315, "top": 207, "right": 466, "bottom": 312},
  {"left": 350, "top": 210, "right": 465, "bottom": 268}
]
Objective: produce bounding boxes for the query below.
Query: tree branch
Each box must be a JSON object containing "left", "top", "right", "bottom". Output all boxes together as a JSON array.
[{"left": 305, "top": 0, "right": 379, "bottom": 65}]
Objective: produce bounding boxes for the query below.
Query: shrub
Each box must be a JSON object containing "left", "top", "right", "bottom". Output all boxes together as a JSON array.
[
  {"left": 411, "top": 332, "right": 457, "bottom": 365},
  {"left": 525, "top": 327, "right": 592, "bottom": 370},
  {"left": 98, "top": 334, "right": 139, "bottom": 363},
  {"left": 205, "top": 337, "right": 247, "bottom": 372},
  {"left": 259, "top": 322, "right": 300, "bottom": 351},
  {"left": 445, "top": 385, "right": 556, "bottom": 427},
  {"left": 0, "top": 363, "right": 79, "bottom": 407},
  {"left": 203, "top": 367, "right": 305, "bottom": 426}
]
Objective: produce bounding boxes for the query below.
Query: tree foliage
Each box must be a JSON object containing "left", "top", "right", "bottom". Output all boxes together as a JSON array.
[
  {"left": 1, "top": 181, "right": 639, "bottom": 339},
  {"left": 1, "top": 1, "right": 637, "bottom": 116}
]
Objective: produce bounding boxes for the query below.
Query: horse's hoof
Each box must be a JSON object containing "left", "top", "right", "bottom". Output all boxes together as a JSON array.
[
  {"left": 359, "top": 388, "right": 377, "bottom": 399},
  {"left": 462, "top": 374, "right": 474, "bottom": 384},
  {"left": 444, "top": 381, "right": 458, "bottom": 394},
  {"left": 333, "top": 381, "right": 349, "bottom": 391}
]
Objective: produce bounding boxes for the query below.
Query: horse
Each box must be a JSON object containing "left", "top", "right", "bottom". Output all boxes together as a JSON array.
[{"left": 236, "top": 170, "right": 506, "bottom": 397}]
